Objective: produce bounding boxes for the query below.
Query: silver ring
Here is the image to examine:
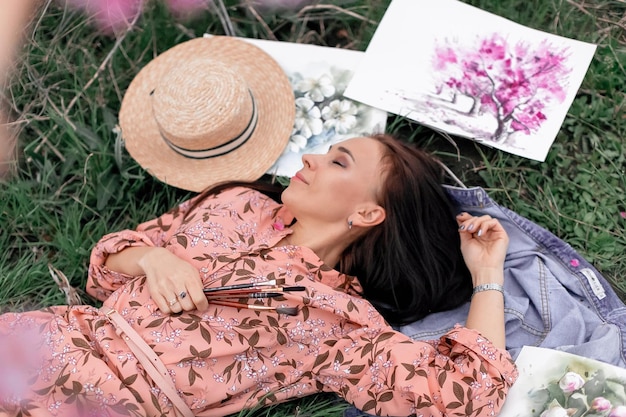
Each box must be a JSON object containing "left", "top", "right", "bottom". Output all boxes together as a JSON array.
[
  {"left": 168, "top": 298, "right": 178, "bottom": 306},
  {"left": 179, "top": 291, "right": 187, "bottom": 299}
]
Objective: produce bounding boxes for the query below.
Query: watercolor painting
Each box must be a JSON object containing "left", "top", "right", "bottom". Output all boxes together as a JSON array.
[
  {"left": 203, "top": 35, "right": 388, "bottom": 177},
  {"left": 343, "top": 0, "right": 597, "bottom": 161},
  {"left": 498, "top": 347, "right": 626, "bottom": 417}
]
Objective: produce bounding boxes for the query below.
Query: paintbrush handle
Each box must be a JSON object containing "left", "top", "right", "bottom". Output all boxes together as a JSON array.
[
  {"left": 204, "top": 286, "right": 306, "bottom": 297},
  {"left": 203, "top": 280, "right": 276, "bottom": 293},
  {"left": 203, "top": 283, "right": 254, "bottom": 293},
  {"left": 209, "top": 299, "right": 275, "bottom": 311},
  {"left": 204, "top": 287, "right": 271, "bottom": 296},
  {"left": 205, "top": 292, "right": 281, "bottom": 300}
]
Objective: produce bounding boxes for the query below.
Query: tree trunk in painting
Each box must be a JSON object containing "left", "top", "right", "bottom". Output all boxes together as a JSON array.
[{"left": 431, "top": 34, "right": 571, "bottom": 143}]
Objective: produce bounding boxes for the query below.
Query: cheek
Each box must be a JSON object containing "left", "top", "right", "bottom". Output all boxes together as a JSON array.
[{"left": 330, "top": 182, "right": 373, "bottom": 209}]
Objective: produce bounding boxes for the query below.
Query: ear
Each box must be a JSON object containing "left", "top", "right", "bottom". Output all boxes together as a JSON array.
[{"left": 352, "top": 203, "right": 386, "bottom": 228}]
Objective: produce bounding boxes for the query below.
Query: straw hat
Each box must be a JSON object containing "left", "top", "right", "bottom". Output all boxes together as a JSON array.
[{"left": 119, "top": 36, "right": 295, "bottom": 192}]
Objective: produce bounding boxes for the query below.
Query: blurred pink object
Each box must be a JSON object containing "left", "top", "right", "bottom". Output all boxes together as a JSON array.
[
  {"left": 64, "top": 0, "right": 143, "bottom": 33},
  {"left": 165, "top": 0, "right": 212, "bottom": 18}
]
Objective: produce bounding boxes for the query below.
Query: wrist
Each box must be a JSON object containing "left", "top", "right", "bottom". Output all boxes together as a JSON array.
[
  {"left": 472, "top": 283, "right": 504, "bottom": 298},
  {"left": 470, "top": 267, "right": 504, "bottom": 287},
  {"left": 137, "top": 247, "right": 166, "bottom": 273}
]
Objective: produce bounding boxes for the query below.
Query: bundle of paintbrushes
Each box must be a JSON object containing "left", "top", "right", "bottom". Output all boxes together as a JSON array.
[{"left": 203, "top": 280, "right": 304, "bottom": 316}]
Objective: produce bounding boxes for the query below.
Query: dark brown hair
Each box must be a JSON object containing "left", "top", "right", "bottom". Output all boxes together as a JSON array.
[
  {"left": 338, "top": 133, "right": 471, "bottom": 325},
  {"left": 190, "top": 133, "right": 471, "bottom": 326}
]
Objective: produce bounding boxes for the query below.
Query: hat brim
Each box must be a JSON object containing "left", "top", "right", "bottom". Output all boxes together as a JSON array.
[{"left": 119, "top": 36, "right": 295, "bottom": 192}]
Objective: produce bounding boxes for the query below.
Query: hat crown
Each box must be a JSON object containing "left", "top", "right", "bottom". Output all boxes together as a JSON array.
[
  {"left": 119, "top": 36, "right": 296, "bottom": 192},
  {"left": 152, "top": 59, "right": 255, "bottom": 153}
]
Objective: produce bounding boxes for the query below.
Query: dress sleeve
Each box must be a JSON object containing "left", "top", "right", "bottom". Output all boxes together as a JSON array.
[
  {"left": 86, "top": 195, "right": 201, "bottom": 301},
  {"left": 315, "top": 325, "right": 517, "bottom": 417}
]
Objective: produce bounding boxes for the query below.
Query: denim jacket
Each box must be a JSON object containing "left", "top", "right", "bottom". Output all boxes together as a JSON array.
[
  {"left": 399, "top": 185, "right": 626, "bottom": 367},
  {"left": 343, "top": 185, "right": 625, "bottom": 417}
]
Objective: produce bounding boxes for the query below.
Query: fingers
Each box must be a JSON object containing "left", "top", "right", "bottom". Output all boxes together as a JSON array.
[
  {"left": 457, "top": 213, "right": 490, "bottom": 237},
  {"left": 147, "top": 271, "right": 208, "bottom": 314},
  {"left": 176, "top": 280, "right": 209, "bottom": 312},
  {"left": 172, "top": 289, "right": 191, "bottom": 313},
  {"left": 456, "top": 213, "right": 502, "bottom": 238},
  {"left": 156, "top": 287, "right": 206, "bottom": 314},
  {"left": 140, "top": 249, "right": 208, "bottom": 314},
  {"left": 185, "top": 279, "right": 210, "bottom": 311},
  {"left": 166, "top": 294, "right": 183, "bottom": 314},
  {"left": 150, "top": 288, "right": 182, "bottom": 314}
]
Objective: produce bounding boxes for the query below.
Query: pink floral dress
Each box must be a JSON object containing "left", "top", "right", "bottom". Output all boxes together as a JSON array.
[{"left": 0, "top": 187, "right": 517, "bottom": 417}]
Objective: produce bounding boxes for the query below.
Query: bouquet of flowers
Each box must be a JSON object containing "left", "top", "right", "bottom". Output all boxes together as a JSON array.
[
  {"left": 498, "top": 347, "right": 626, "bottom": 417},
  {"left": 534, "top": 368, "right": 626, "bottom": 417}
]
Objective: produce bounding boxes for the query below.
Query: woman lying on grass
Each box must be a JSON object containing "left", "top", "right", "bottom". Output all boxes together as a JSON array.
[{"left": 0, "top": 37, "right": 517, "bottom": 417}]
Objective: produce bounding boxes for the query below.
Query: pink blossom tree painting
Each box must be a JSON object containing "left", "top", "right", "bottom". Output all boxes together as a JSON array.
[{"left": 431, "top": 33, "right": 572, "bottom": 144}]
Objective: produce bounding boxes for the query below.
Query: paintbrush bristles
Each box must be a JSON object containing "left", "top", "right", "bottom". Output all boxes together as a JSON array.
[{"left": 275, "top": 307, "right": 298, "bottom": 316}]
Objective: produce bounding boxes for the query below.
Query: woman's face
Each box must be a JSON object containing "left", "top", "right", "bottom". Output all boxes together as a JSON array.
[{"left": 282, "top": 136, "right": 386, "bottom": 226}]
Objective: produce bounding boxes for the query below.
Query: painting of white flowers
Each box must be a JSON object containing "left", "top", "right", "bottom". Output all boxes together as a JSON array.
[
  {"left": 498, "top": 346, "right": 626, "bottom": 417},
  {"left": 343, "top": 0, "right": 597, "bottom": 161},
  {"left": 210, "top": 36, "right": 387, "bottom": 177}
]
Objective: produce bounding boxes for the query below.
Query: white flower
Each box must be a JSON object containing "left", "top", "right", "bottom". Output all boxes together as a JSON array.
[
  {"left": 329, "top": 67, "right": 352, "bottom": 94},
  {"left": 558, "top": 372, "right": 585, "bottom": 393},
  {"left": 287, "top": 134, "right": 308, "bottom": 152},
  {"left": 540, "top": 406, "right": 569, "bottom": 417},
  {"left": 295, "top": 74, "right": 336, "bottom": 102},
  {"left": 321, "top": 99, "right": 358, "bottom": 134},
  {"left": 294, "top": 97, "right": 323, "bottom": 139}
]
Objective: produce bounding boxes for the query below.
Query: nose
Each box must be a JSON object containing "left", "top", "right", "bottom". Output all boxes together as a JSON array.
[{"left": 301, "top": 153, "right": 314, "bottom": 169}]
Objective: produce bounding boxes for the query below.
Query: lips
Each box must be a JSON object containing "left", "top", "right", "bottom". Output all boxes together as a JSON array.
[{"left": 293, "top": 172, "right": 308, "bottom": 185}]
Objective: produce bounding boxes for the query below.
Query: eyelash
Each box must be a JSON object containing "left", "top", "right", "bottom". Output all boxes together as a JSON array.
[{"left": 332, "top": 160, "right": 346, "bottom": 167}]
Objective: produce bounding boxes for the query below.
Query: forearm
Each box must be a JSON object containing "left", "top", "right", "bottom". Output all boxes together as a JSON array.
[
  {"left": 104, "top": 246, "right": 165, "bottom": 276},
  {"left": 465, "top": 269, "right": 505, "bottom": 349}
]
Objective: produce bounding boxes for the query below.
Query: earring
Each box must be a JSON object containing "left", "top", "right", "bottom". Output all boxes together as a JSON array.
[{"left": 348, "top": 220, "right": 353, "bottom": 230}]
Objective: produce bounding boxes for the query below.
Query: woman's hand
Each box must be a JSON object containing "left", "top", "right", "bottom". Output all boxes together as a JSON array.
[
  {"left": 458, "top": 213, "right": 508, "bottom": 349},
  {"left": 137, "top": 247, "right": 209, "bottom": 314},
  {"left": 456, "top": 212, "right": 509, "bottom": 286}
]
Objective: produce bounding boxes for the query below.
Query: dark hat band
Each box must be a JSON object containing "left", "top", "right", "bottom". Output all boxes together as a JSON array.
[{"left": 160, "top": 91, "right": 258, "bottom": 159}]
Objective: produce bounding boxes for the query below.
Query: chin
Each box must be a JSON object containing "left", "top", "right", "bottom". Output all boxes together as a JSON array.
[
  {"left": 280, "top": 185, "right": 306, "bottom": 213},
  {"left": 280, "top": 186, "right": 295, "bottom": 205}
]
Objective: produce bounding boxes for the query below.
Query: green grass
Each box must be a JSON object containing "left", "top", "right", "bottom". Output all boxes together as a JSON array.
[{"left": 0, "top": 0, "right": 624, "bottom": 415}]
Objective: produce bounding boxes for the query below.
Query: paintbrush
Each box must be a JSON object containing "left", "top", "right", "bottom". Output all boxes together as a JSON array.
[
  {"left": 203, "top": 280, "right": 277, "bottom": 294},
  {"left": 203, "top": 286, "right": 306, "bottom": 297},
  {"left": 205, "top": 292, "right": 283, "bottom": 300},
  {"left": 209, "top": 299, "right": 298, "bottom": 316}
]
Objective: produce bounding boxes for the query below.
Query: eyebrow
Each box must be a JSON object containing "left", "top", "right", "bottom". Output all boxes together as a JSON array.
[{"left": 330, "top": 145, "right": 356, "bottom": 162}]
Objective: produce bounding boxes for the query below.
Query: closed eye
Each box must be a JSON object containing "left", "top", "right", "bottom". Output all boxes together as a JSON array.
[{"left": 332, "top": 160, "right": 346, "bottom": 167}]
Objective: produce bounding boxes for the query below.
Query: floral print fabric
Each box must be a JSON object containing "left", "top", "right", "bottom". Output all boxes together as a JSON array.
[{"left": 0, "top": 187, "right": 517, "bottom": 417}]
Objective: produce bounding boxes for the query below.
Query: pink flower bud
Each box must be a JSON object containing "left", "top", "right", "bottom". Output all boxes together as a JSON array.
[
  {"left": 591, "top": 397, "right": 612, "bottom": 412},
  {"left": 558, "top": 371, "right": 585, "bottom": 393},
  {"left": 610, "top": 406, "right": 626, "bottom": 417}
]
